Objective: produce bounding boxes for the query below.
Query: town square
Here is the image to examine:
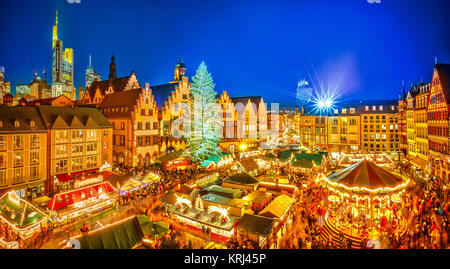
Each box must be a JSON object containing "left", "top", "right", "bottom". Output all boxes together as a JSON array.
[{"left": 0, "top": 0, "right": 448, "bottom": 252}]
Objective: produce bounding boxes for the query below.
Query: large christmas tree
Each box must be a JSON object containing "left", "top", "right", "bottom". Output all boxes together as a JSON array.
[{"left": 186, "top": 61, "right": 222, "bottom": 162}]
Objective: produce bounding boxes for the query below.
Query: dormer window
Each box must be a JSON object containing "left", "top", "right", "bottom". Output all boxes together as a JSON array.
[
  {"left": 379, "top": 106, "right": 383, "bottom": 111},
  {"left": 365, "top": 106, "right": 369, "bottom": 111},
  {"left": 14, "top": 120, "right": 20, "bottom": 128},
  {"left": 30, "top": 120, "right": 35, "bottom": 127},
  {"left": 342, "top": 108, "right": 347, "bottom": 114},
  {"left": 0, "top": 121, "right": 2, "bottom": 128},
  {"left": 350, "top": 108, "right": 355, "bottom": 114},
  {"left": 372, "top": 106, "right": 376, "bottom": 111}
]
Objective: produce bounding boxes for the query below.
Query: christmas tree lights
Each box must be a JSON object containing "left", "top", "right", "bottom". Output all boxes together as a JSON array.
[{"left": 186, "top": 61, "right": 222, "bottom": 162}]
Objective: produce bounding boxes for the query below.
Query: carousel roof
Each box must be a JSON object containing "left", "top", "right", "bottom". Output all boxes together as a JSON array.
[{"left": 326, "top": 159, "right": 405, "bottom": 191}]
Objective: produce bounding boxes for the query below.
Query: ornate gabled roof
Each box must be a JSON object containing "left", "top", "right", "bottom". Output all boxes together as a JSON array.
[
  {"left": 435, "top": 63, "right": 450, "bottom": 95},
  {"left": 150, "top": 83, "right": 177, "bottom": 107},
  {"left": 230, "top": 96, "right": 263, "bottom": 108},
  {"left": 99, "top": 88, "right": 142, "bottom": 117},
  {"left": 86, "top": 75, "right": 139, "bottom": 100}
]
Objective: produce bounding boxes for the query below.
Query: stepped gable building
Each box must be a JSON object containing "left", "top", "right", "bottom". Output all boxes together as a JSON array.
[
  {"left": 99, "top": 84, "right": 159, "bottom": 167},
  {"left": 427, "top": 63, "right": 450, "bottom": 182},
  {"left": 150, "top": 59, "right": 191, "bottom": 154},
  {"left": 218, "top": 91, "right": 268, "bottom": 152},
  {"left": 81, "top": 56, "right": 141, "bottom": 105},
  {"left": 37, "top": 106, "right": 113, "bottom": 193}
]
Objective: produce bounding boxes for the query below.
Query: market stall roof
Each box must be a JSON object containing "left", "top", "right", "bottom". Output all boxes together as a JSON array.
[
  {"left": 205, "top": 185, "right": 242, "bottom": 198},
  {"left": 136, "top": 215, "right": 169, "bottom": 237},
  {"left": 291, "top": 152, "right": 325, "bottom": 166},
  {"left": 224, "top": 172, "right": 259, "bottom": 185},
  {"left": 157, "top": 151, "right": 186, "bottom": 163},
  {"left": 259, "top": 194, "right": 294, "bottom": 219},
  {"left": 73, "top": 216, "right": 144, "bottom": 249},
  {"left": 120, "top": 178, "right": 144, "bottom": 192},
  {"left": 326, "top": 159, "right": 406, "bottom": 191},
  {"left": 231, "top": 158, "right": 259, "bottom": 172},
  {"left": 242, "top": 191, "right": 272, "bottom": 204},
  {"left": 201, "top": 193, "right": 245, "bottom": 208},
  {"left": 0, "top": 192, "right": 46, "bottom": 229},
  {"left": 141, "top": 172, "right": 161, "bottom": 184},
  {"left": 48, "top": 181, "right": 116, "bottom": 210},
  {"left": 237, "top": 213, "right": 274, "bottom": 236}
]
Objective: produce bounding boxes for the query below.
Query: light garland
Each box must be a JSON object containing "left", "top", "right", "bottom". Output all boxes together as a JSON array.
[{"left": 316, "top": 172, "right": 409, "bottom": 197}]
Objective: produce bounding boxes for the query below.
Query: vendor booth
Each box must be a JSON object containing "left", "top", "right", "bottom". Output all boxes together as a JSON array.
[
  {"left": 0, "top": 192, "right": 47, "bottom": 242},
  {"left": 120, "top": 179, "right": 144, "bottom": 195},
  {"left": 48, "top": 181, "right": 117, "bottom": 225}
]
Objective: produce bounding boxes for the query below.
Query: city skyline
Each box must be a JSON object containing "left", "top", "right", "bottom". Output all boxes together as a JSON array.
[{"left": 1, "top": 0, "right": 450, "bottom": 106}]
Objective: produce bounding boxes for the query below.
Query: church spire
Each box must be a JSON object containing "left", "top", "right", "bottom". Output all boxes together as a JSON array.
[{"left": 109, "top": 54, "right": 117, "bottom": 80}]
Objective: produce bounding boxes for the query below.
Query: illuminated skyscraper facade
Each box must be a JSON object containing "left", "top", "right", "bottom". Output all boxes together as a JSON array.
[{"left": 51, "top": 11, "right": 76, "bottom": 100}]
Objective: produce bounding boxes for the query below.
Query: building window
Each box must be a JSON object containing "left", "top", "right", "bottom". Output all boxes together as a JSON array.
[
  {"left": 0, "top": 170, "right": 6, "bottom": 186},
  {"left": 137, "top": 122, "right": 143, "bottom": 130},
  {"left": 72, "top": 144, "right": 83, "bottom": 157},
  {"left": 30, "top": 166, "right": 39, "bottom": 180},
  {"left": 86, "top": 130, "right": 98, "bottom": 141},
  {"left": 55, "top": 159, "right": 68, "bottom": 174},
  {"left": 153, "top": 122, "right": 158, "bottom": 130},
  {"left": 14, "top": 120, "right": 20, "bottom": 128},
  {"left": 30, "top": 134, "right": 40, "bottom": 148},
  {"left": 55, "top": 130, "right": 68, "bottom": 144},
  {"left": 141, "top": 109, "right": 146, "bottom": 116},
  {"left": 103, "top": 130, "right": 108, "bottom": 137},
  {"left": 149, "top": 109, "right": 153, "bottom": 116},
  {"left": 14, "top": 152, "right": 24, "bottom": 167},
  {"left": 0, "top": 136, "right": 6, "bottom": 151},
  {"left": 103, "top": 142, "right": 108, "bottom": 150},
  {"left": 121, "top": 122, "right": 125, "bottom": 130},
  {"left": 87, "top": 155, "right": 98, "bottom": 169},
  {"left": 55, "top": 145, "right": 68, "bottom": 158},
  {"left": 86, "top": 143, "right": 98, "bottom": 155},
  {"left": 30, "top": 150, "right": 39, "bottom": 164},
  {"left": 13, "top": 168, "right": 23, "bottom": 184},
  {"left": 72, "top": 157, "right": 83, "bottom": 171},
  {"left": 0, "top": 153, "right": 6, "bottom": 169},
  {"left": 14, "top": 135, "right": 24, "bottom": 149},
  {"left": 72, "top": 130, "right": 83, "bottom": 142}
]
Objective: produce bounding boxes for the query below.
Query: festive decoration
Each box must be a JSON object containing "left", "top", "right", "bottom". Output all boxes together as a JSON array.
[
  {"left": 175, "top": 195, "right": 192, "bottom": 208},
  {"left": 186, "top": 61, "right": 222, "bottom": 162},
  {"left": 207, "top": 206, "right": 230, "bottom": 222}
]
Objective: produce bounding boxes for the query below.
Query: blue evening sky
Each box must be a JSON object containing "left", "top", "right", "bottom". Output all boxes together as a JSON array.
[{"left": 0, "top": 0, "right": 449, "bottom": 106}]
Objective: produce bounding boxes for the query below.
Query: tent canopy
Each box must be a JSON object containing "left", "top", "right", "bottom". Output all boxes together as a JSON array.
[
  {"left": 326, "top": 159, "right": 405, "bottom": 191},
  {"left": 259, "top": 194, "right": 294, "bottom": 219},
  {"left": 76, "top": 216, "right": 144, "bottom": 249}
]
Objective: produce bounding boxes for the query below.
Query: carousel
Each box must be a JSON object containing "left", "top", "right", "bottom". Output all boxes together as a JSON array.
[{"left": 317, "top": 159, "right": 409, "bottom": 247}]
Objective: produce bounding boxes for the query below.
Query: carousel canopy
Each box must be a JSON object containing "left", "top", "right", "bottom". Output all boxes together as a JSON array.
[{"left": 326, "top": 159, "right": 405, "bottom": 191}]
